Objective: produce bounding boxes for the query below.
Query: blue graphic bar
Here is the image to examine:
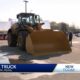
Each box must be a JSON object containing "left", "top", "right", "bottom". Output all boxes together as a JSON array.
[{"left": 0, "top": 64, "right": 56, "bottom": 72}]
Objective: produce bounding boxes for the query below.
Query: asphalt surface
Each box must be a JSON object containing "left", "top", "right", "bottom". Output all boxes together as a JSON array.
[{"left": 0, "top": 36, "right": 80, "bottom": 80}]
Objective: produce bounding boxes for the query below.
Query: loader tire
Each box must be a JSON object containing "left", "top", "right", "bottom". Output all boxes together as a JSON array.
[
  {"left": 7, "top": 32, "right": 17, "bottom": 47},
  {"left": 17, "top": 31, "right": 27, "bottom": 50}
]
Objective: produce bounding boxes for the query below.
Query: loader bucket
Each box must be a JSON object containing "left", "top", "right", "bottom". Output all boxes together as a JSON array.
[{"left": 26, "top": 30, "right": 71, "bottom": 56}]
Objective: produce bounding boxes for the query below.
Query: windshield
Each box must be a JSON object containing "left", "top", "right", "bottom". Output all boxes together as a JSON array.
[{"left": 21, "top": 15, "right": 42, "bottom": 25}]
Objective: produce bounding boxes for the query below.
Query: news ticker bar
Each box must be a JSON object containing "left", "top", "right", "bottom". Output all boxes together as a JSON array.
[{"left": 0, "top": 64, "right": 80, "bottom": 72}]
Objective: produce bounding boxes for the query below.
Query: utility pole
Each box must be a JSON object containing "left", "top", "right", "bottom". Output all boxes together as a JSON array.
[{"left": 24, "top": 0, "right": 28, "bottom": 13}]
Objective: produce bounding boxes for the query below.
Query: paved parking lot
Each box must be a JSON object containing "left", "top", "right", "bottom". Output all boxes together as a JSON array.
[{"left": 0, "top": 36, "right": 80, "bottom": 80}]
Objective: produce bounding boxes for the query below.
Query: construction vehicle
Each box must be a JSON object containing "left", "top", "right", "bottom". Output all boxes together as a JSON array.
[{"left": 7, "top": 13, "right": 71, "bottom": 56}]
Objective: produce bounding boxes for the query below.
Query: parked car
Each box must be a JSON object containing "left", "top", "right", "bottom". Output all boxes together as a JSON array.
[{"left": 75, "top": 33, "right": 80, "bottom": 37}]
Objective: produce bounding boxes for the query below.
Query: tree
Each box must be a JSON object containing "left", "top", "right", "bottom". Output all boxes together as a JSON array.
[
  {"left": 50, "top": 21, "right": 59, "bottom": 30},
  {"left": 69, "top": 24, "right": 76, "bottom": 33},
  {"left": 58, "top": 22, "right": 69, "bottom": 33}
]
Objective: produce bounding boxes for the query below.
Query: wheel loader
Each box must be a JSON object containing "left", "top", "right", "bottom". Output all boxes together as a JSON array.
[{"left": 7, "top": 13, "right": 71, "bottom": 56}]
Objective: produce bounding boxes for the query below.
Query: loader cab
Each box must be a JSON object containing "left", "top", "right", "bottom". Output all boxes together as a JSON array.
[{"left": 17, "top": 13, "right": 42, "bottom": 27}]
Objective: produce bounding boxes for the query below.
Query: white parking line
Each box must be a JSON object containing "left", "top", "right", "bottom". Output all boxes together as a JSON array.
[
  {"left": 0, "top": 52, "right": 10, "bottom": 64},
  {"left": 72, "top": 41, "right": 80, "bottom": 44},
  {"left": 31, "top": 60, "right": 47, "bottom": 64},
  {"left": 60, "top": 59, "right": 75, "bottom": 64},
  {"left": 0, "top": 56, "right": 10, "bottom": 64}
]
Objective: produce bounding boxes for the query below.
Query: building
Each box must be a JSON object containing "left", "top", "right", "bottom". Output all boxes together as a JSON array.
[{"left": 0, "top": 21, "right": 11, "bottom": 40}]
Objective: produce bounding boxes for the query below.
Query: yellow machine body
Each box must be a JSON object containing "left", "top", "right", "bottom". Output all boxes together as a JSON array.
[{"left": 26, "top": 30, "right": 71, "bottom": 56}]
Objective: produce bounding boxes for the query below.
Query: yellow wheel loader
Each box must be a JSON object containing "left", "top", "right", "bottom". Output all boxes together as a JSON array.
[{"left": 7, "top": 13, "right": 71, "bottom": 56}]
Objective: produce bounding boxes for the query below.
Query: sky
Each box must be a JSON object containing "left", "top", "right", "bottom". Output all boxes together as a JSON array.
[{"left": 0, "top": 0, "right": 80, "bottom": 27}]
